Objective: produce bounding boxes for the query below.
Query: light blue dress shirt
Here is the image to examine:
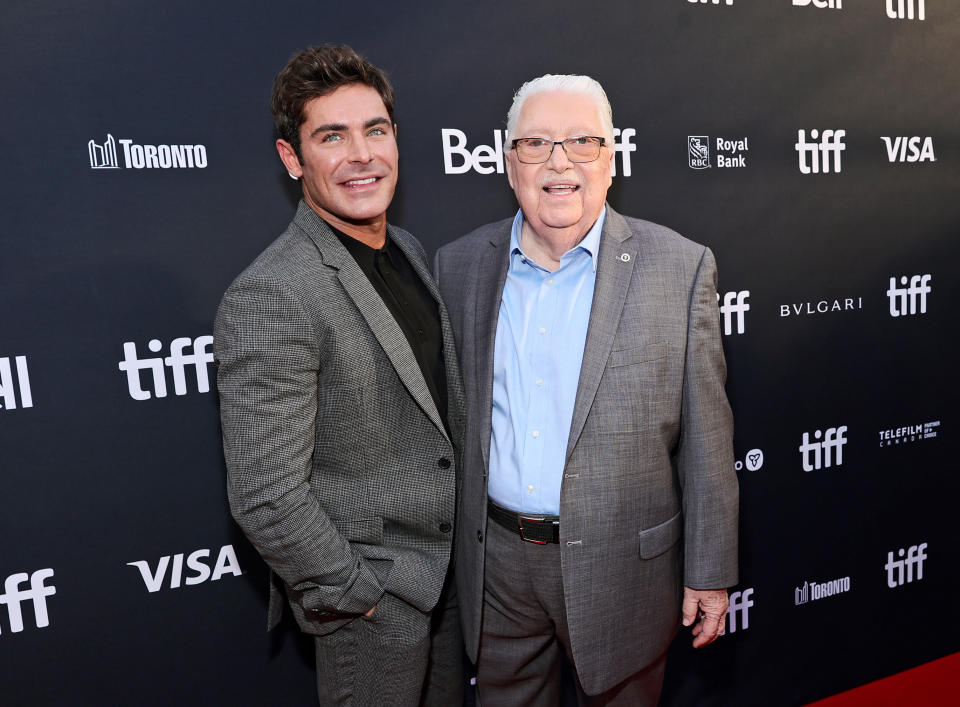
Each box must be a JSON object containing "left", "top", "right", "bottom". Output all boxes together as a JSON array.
[{"left": 489, "top": 207, "right": 605, "bottom": 514}]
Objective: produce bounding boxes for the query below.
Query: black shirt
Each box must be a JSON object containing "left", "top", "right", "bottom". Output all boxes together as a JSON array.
[{"left": 331, "top": 225, "right": 449, "bottom": 432}]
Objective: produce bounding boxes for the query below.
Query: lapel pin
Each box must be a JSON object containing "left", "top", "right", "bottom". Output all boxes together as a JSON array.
[{"left": 620, "top": 253, "right": 631, "bottom": 262}]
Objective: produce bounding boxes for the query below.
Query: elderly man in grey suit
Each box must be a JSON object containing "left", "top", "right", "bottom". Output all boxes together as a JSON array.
[
  {"left": 215, "top": 45, "right": 463, "bottom": 705},
  {"left": 434, "top": 74, "right": 738, "bottom": 705}
]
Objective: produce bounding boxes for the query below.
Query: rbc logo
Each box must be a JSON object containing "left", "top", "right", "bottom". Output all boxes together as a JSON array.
[
  {"left": 0, "top": 355, "right": 33, "bottom": 411},
  {"left": 118, "top": 335, "right": 214, "bottom": 400},
  {"left": 795, "top": 129, "right": 846, "bottom": 174},
  {"left": 688, "top": 136, "right": 710, "bottom": 169},
  {"left": 1, "top": 569, "right": 56, "bottom": 635},
  {"left": 717, "top": 291, "right": 750, "bottom": 335},
  {"left": 799, "top": 426, "right": 848, "bottom": 471},
  {"left": 127, "top": 544, "right": 242, "bottom": 593},
  {"left": 887, "top": 274, "right": 931, "bottom": 317}
]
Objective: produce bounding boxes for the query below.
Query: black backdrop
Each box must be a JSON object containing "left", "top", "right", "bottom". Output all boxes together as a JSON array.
[{"left": 2, "top": 1, "right": 957, "bottom": 705}]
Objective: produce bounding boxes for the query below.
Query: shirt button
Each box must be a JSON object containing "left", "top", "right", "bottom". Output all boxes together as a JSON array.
[
  {"left": 439, "top": 521, "right": 452, "bottom": 533},
  {"left": 539, "top": 327, "right": 546, "bottom": 335},
  {"left": 438, "top": 457, "right": 451, "bottom": 469},
  {"left": 547, "top": 278, "right": 554, "bottom": 286},
  {"left": 532, "top": 430, "right": 540, "bottom": 438},
  {"left": 527, "top": 485, "right": 534, "bottom": 492},
  {"left": 536, "top": 378, "right": 543, "bottom": 386}
]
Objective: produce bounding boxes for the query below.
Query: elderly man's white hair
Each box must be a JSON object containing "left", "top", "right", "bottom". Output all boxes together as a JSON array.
[{"left": 505, "top": 74, "right": 615, "bottom": 150}]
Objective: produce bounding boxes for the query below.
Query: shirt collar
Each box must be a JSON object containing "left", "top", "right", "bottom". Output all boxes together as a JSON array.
[{"left": 509, "top": 205, "right": 606, "bottom": 273}]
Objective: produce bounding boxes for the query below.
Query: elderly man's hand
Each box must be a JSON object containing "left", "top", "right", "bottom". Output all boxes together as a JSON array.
[{"left": 681, "top": 587, "right": 729, "bottom": 648}]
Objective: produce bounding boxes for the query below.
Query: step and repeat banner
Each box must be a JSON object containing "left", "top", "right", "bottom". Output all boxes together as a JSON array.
[{"left": 2, "top": 1, "right": 957, "bottom": 705}]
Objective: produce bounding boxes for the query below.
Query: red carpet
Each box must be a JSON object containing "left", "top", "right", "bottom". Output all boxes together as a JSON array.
[{"left": 805, "top": 652, "right": 959, "bottom": 706}]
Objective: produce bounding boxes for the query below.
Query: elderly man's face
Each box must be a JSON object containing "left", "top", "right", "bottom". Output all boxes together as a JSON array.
[{"left": 505, "top": 90, "right": 613, "bottom": 243}]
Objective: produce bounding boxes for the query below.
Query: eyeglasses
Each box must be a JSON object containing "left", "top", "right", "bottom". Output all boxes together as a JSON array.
[{"left": 510, "top": 136, "right": 606, "bottom": 164}]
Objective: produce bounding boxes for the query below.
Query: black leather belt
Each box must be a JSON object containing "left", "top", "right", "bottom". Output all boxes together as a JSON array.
[{"left": 487, "top": 499, "right": 560, "bottom": 544}]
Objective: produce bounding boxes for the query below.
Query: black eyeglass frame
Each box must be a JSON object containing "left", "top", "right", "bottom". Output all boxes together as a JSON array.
[{"left": 509, "top": 136, "right": 607, "bottom": 164}]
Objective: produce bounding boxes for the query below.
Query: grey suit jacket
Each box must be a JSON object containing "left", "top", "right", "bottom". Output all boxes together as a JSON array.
[
  {"left": 215, "top": 201, "right": 464, "bottom": 637},
  {"left": 434, "top": 205, "right": 738, "bottom": 695}
]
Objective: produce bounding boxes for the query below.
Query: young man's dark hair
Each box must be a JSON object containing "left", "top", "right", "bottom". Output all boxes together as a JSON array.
[{"left": 270, "top": 44, "right": 396, "bottom": 159}]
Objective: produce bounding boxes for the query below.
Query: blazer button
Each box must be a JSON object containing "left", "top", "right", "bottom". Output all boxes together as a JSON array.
[
  {"left": 477, "top": 530, "right": 483, "bottom": 543},
  {"left": 437, "top": 457, "right": 451, "bottom": 469},
  {"left": 439, "top": 521, "right": 452, "bottom": 533}
]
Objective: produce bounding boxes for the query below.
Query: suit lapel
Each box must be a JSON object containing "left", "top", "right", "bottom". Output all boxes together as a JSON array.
[
  {"left": 565, "top": 207, "right": 638, "bottom": 461},
  {"left": 295, "top": 202, "right": 449, "bottom": 442},
  {"left": 475, "top": 224, "right": 512, "bottom": 476}
]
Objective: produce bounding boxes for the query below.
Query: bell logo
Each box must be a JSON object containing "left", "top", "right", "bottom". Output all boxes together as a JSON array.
[
  {"left": 1, "top": 569, "right": 56, "bottom": 635},
  {"left": 887, "top": 274, "right": 931, "bottom": 317},
  {"left": 0, "top": 355, "right": 33, "bottom": 411},
  {"left": 799, "top": 426, "right": 848, "bottom": 471},
  {"left": 118, "top": 335, "right": 214, "bottom": 400},
  {"left": 689, "top": 0, "right": 734, "bottom": 5},
  {"left": 441, "top": 128, "right": 636, "bottom": 177},
  {"left": 793, "top": 0, "right": 842, "bottom": 8},
  {"left": 885, "top": 543, "right": 927, "bottom": 588},
  {"left": 127, "top": 544, "right": 242, "bottom": 593}
]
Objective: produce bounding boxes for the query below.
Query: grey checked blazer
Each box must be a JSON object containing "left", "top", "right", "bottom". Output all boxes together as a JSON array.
[
  {"left": 434, "top": 206, "right": 738, "bottom": 695},
  {"left": 215, "top": 201, "right": 464, "bottom": 637}
]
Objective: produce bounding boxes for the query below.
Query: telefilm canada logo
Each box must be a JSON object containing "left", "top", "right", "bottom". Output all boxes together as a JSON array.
[
  {"left": 688, "top": 136, "right": 749, "bottom": 169},
  {"left": 441, "top": 128, "right": 637, "bottom": 176},
  {"left": 0, "top": 355, "right": 33, "bottom": 411},
  {"left": 118, "top": 335, "right": 214, "bottom": 401},
  {"left": 1, "top": 569, "right": 56, "bottom": 635},
  {"left": 88, "top": 133, "right": 208, "bottom": 170},
  {"left": 795, "top": 577, "right": 851, "bottom": 605},
  {"left": 878, "top": 420, "right": 939, "bottom": 448},
  {"left": 127, "top": 544, "right": 242, "bottom": 593}
]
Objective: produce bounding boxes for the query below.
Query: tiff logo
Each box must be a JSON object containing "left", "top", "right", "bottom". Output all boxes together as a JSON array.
[
  {"left": 887, "top": 274, "right": 931, "bottom": 317},
  {"left": 886, "top": 543, "right": 927, "bottom": 588},
  {"left": 88, "top": 134, "right": 119, "bottom": 168},
  {"left": 725, "top": 588, "right": 753, "bottom": 633},
  {"left": 1, "top": 569, "right": 56, "bottom": 635},
  {"left": 127, "top": 545, "right": 242, "bottom": 593},
  {"left": 0, "top": 356, "right": 33, "bottom": 411},
  {"left": 795, "top": 129, "right": 845, "bottom": 174},
  {"left": 718, "top": 291, "right": 750, "bottom": 335},
  {"left": 118, "top": 335, "right": 214, "bottom": 401},
  {"left": 799, "top": 426, "right": 847, "bottom": 471},
  {"left": 886, "top": 0, "right": 925, "bottom": 20}
]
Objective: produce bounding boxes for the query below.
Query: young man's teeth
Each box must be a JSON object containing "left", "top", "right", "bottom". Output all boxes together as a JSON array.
[{"left": 346, "top": 177, "right": 376, "bottom": 186}]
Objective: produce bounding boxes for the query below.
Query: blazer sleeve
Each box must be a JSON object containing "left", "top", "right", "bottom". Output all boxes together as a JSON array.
[
  {"left": 214, "top": 274, "right": 385, "bottom": 618},
  {"left": 676, "top": 246, "right": 739, "bottom": 589}
]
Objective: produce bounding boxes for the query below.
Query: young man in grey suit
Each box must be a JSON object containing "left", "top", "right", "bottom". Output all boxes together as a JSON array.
[
  {"left": 434, "top": 75, "right": 739, "bottom": 705},
  {"left": 215, "top": 45, "right": 463, "bottom": 705}
]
